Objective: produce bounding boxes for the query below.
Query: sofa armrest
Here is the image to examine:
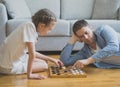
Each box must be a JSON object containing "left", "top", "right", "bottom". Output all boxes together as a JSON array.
[
  {"left": 119, "top": 7, "right": 120, "bottom": 20},
  {"left": 0, "top": 3, "right": 8, "bottom": 45}
]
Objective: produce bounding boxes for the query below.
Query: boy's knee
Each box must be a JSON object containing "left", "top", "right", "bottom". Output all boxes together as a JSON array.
[
  {"left": 44, "top": 64, "right": 48, "bottom": 70},
  {"left": 42, "top": 62, "right": 48, "bottom": 70}
]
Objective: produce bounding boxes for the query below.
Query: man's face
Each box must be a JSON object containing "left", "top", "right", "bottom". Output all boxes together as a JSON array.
[{"left": 75, "top": 26, "right": 94, "bottom": 45}]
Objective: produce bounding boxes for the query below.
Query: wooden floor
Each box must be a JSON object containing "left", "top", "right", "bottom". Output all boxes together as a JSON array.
[{"left": 0, "top": 55, "right": 120, "bottom": 87}]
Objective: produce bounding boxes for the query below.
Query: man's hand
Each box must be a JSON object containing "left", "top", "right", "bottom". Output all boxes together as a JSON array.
[
  {"left": 68, "top": 34, "right": 80, "bottom": 44},
  {"left": 73, "top": 57, "right": 95, "bottom": 68},
  {"left": 28, "top": 74, "right": 47, "bottom": 80}
]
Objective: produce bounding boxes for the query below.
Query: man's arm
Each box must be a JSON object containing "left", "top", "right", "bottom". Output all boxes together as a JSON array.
[
  {"left": 60, "top": 34, "right": 86, "bottom": 66},
  {"left": 73, "top": 57, "right": 95, "bottom": 68},
  {"left": 68, "top": 34, "right": 80, "bottom": 44},
  {"left": 92, "top": 25, "right": 120, "bottom": 62}
]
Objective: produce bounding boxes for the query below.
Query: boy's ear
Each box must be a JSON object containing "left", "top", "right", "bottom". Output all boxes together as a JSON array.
[{"left": 39, "top": 23, "right": 46, "bottom": 29}]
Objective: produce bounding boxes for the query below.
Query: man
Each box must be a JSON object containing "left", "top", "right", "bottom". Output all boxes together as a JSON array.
[{"left": 60, "top": 20, "right": 120, "bottom": 69}]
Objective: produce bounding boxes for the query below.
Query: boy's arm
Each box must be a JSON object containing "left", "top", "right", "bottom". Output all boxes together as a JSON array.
[
  {"left": 35, "top": 51, "right": 63, "bottom": 67},
  {"left": 35, "top": 51, "right": 55, "bottom": 61},
  {"left": 26, "top": 42, "right": 35, "bottom": 78},
  {"left": 26, "top": 42, "right": 46, "bottom": 79}
]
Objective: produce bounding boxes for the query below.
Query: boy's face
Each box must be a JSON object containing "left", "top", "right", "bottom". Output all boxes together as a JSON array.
[
  {"left": 37, "top": 21, "right": 56, "bottom": 36},
  {"left": 75, "top": 26, "right": 94, "bottom": 45}
]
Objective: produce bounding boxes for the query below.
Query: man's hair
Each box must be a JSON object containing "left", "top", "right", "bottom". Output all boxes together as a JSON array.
[
  {"left": 73, "top": 20, "right": 89, "bottom": 35},
  {"left": 32, "top": 8, "right": 57, "bottom": 28}
]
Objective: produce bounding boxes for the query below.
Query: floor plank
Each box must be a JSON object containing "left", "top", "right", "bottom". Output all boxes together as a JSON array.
[{"left": 0, "top": 55, "right": 120, "bottom": 87}]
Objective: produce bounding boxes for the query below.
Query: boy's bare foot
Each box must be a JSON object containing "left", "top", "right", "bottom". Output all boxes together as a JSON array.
[{"left": 28, "top": 74, "right": 47, "bottom": 80}]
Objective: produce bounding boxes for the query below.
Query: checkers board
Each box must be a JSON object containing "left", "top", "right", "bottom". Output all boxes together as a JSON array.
[{"left": 49, "top": 66, "right": 87, "bottom": 78}]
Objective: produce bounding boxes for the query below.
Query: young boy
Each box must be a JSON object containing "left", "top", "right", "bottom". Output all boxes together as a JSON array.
[{"left": 0, "top": 8, "right": 63, "bottom": 79}]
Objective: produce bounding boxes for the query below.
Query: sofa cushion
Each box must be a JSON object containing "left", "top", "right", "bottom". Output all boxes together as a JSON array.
[
  {"left": 25, "top": 0, "right": 60, "bottom": 18},
  {"left": 92, "top": 0, "right": 120, "bottom": 19},
  {"left": 88, "top": 20, "right": 120, "bottom": 33},
  {"left": 0, "top": 3, "right": 7, "bottom": 45},
  {"left": 47, "top": 20, "right": 70, "bottom": 36},
  {"left": 6, "top": 19, "right": 70, "bottom": 37},
  {"left": 61, "top": 0, "right": 95, "bottom": 20},
  {"left": 6, "top": 19, "right": 31, "bottom": 36},
  {"left": 2, "top": 0, "right": 31, "bottom": 19},
  {"left": 36, "top": 37, "right": 83, "bottom": 51}
]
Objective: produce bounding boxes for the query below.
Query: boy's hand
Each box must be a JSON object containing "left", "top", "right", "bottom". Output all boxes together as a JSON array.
[
  {"left": 52, "top": 59, "right": 64, "bottom": 67},
  {"left": 28, "top": 74, "right": 47, "bottom": 80}
]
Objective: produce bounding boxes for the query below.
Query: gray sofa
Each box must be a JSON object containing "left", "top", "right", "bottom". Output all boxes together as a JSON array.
[{"left": 0, "top": 0, "right": 120, "bottom": 51}]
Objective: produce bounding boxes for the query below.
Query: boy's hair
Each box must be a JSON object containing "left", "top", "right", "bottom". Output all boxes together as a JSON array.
[
  {"left": 32, "top": 8, "right": 57, "bottom": 28},
  {"left": 73, "top": 20, "right": 89, "bottom": 35}
]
